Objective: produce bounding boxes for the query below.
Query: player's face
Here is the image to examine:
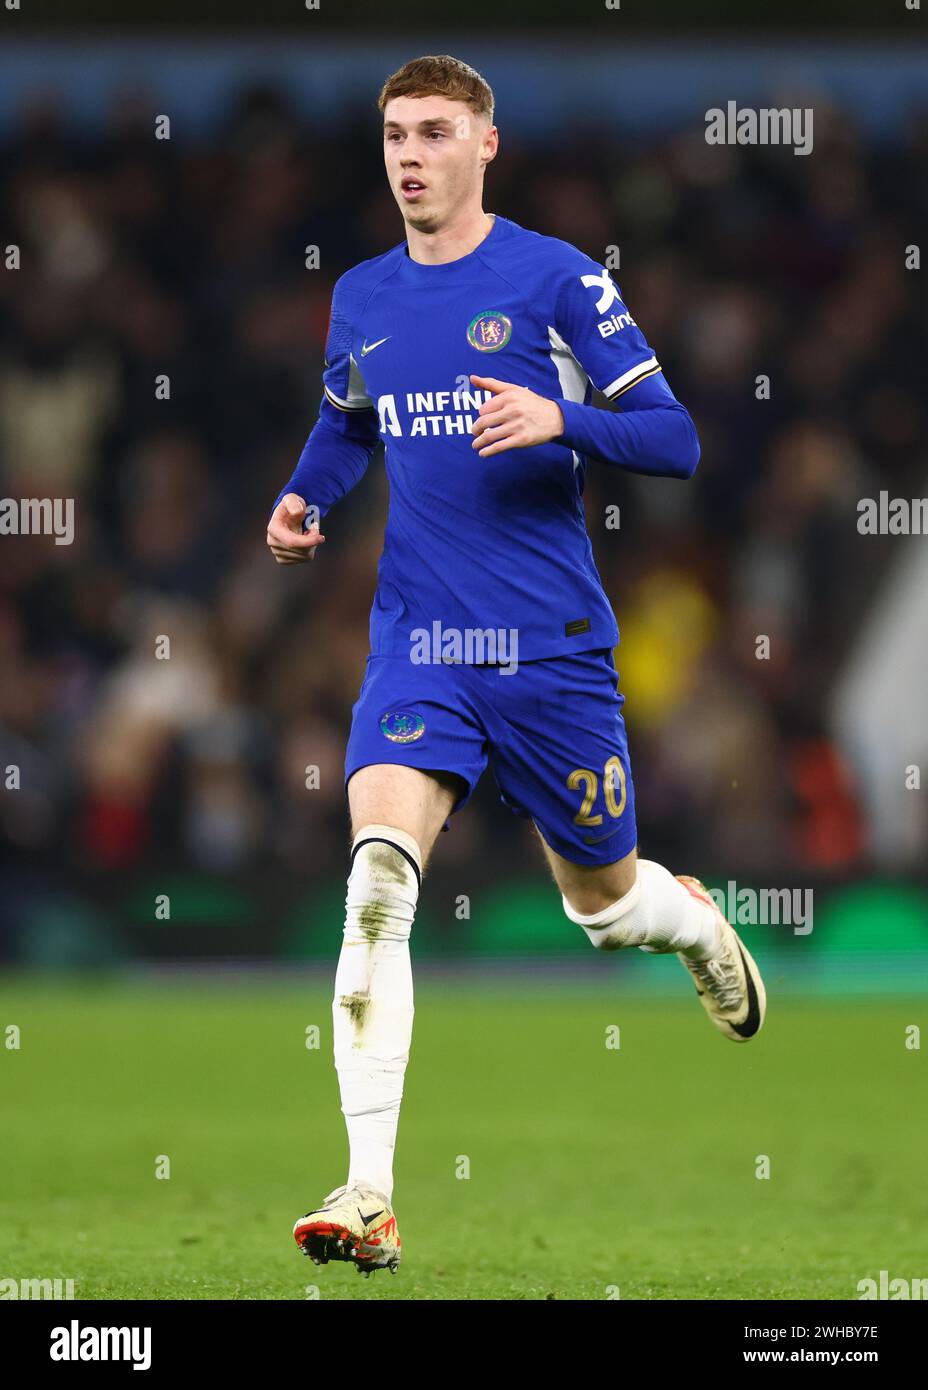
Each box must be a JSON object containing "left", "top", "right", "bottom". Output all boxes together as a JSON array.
[{"left": 383, "top": 95, "right": 495, "bottom": 232}]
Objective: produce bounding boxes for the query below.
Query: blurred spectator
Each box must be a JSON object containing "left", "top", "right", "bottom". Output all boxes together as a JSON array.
[{"left": 0, "top": 80, "right": 925, "bottom": 903}]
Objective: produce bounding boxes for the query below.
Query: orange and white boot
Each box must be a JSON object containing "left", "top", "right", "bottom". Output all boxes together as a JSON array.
[{"left": 293, "top": 1183, "right": 400, "bottom": 1276}]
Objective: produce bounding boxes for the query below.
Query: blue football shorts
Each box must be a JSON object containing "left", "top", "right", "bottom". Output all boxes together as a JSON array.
[{"left": 344, "top": 646, "right": 637, "bottom": 867}]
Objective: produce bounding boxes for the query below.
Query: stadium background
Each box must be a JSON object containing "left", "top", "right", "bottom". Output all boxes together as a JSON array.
[
  {"left": 1, "top": 29, "right": 926, "bottom": 988},
  {"left": 1, "top": 9, "right": 927, "bottom": 1303}
]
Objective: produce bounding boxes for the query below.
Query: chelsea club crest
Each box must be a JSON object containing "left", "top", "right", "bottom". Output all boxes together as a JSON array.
[
  {"left": 380, "top": 710, "right": 426, "bottom": 744},
  {"left": 467, "top": 311, "right": 512, "bottom": 352}
]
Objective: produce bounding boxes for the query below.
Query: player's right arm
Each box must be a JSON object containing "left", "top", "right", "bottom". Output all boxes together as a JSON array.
[{"left": 267, "top": 276, "right": 381, "bottom": 565}]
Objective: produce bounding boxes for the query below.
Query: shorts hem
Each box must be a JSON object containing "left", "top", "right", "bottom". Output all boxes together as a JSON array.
[{"left": 530, "top": 817, "right": 638, "bottom": 869}]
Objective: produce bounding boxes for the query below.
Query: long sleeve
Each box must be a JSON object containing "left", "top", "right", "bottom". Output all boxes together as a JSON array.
[
  {"left": 273, "top": 395, "right": 381, "bottom": 519},
  {"left": 271, "top": 275, "right": 381, "bottom": 521},
  {"left": 556, "top": 372, "right": 700, "bottom": 479},
  {"left": 549, "top": 251, "right": 700, "bottom": 480}
]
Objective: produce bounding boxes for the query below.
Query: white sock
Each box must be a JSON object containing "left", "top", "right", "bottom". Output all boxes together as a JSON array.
[
  {"left": 562, "top": 859, "right": 721, "bottom": 959},
  {"left": 333, "top": 824, "right": 421, "bottom": 1202}
]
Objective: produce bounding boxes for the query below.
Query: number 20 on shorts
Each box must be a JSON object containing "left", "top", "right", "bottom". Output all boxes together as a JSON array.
[{"left": 566, "top": 756, "right": 627, "bottom": 827}]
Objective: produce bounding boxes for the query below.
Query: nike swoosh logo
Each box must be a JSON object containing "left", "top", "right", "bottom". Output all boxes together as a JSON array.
[
  {"left": 729, "top": 940, "right": 761, "bottom": 1038},
  {"left": 359, "top": 1208, "right": 384, "bottom": 1226},
  {"left": 582, "top": 824, "right": 624, "bottom": 845},
  {"left": 360, "top": 337, "right": 390, "bottom": 357}
]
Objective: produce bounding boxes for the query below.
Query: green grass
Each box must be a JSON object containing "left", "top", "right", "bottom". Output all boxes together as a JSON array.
[{"left": 0, "top": 975, "right": 925, "bottom": 1299}]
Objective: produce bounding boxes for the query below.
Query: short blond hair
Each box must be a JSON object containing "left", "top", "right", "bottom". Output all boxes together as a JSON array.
[{"left": 378, "top": 55, "right": 494, "bottom": 124}]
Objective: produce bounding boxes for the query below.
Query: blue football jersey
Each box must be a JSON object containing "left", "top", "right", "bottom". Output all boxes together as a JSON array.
[{"left": 289, "top": 213, "right": 675, "bottom": 661}]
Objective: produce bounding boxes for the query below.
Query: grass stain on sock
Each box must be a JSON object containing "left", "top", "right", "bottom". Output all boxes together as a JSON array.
[
  {"left": 355, "top": 899, "right": 396, "bottom": 944},
  {"left": 339, "top": 990, "right": 371, "bottom": 1031}
]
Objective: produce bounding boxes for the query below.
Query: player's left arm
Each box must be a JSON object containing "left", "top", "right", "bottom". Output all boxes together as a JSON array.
[{"left": 471, "top": 257, "right": 699, "bottom": 479}]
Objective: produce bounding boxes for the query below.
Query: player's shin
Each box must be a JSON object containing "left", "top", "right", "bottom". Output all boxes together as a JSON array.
[
  {"left": 562, "top": 858, "right": 720, "bottom": 959},
  {"left": 332, "top": 824, "right": 422, "bottom": 1202}
]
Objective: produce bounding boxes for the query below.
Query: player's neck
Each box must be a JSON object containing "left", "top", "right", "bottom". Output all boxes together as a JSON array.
[{"left": 405, "top": 209, "right": 495, "bottom": 266}]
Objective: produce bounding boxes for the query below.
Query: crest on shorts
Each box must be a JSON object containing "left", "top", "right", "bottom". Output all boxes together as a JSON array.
[
  {"left": 467, "top": 311, "right": 512, "bottom": 352},
  {"left": 379, "top": 710, "right": 425, "bottom": 744}
]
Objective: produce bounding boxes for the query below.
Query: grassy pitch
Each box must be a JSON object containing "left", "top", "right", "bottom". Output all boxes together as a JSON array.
[{"left": 0, "top": 974, "right": 923, "bottom": 1300}]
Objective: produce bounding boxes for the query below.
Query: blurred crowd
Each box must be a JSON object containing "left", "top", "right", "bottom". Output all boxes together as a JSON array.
[{"left": 1, "top": 82, "right": 926, "bottom": 896}]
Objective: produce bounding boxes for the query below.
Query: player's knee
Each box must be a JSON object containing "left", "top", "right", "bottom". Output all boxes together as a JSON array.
[{"left": 345, "top": 823, "right": 422, "bottom": 942}]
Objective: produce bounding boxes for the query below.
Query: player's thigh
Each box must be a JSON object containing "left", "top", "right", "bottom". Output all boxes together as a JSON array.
[
  {"left": 347, "top": 763, "right": 466, "bottom": 867},
  {"left": 535, "top": 835, "right": 637, "bottom": 915},
  {"left": 491, "top": 648, "right": 637, "bottom": 891}
]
